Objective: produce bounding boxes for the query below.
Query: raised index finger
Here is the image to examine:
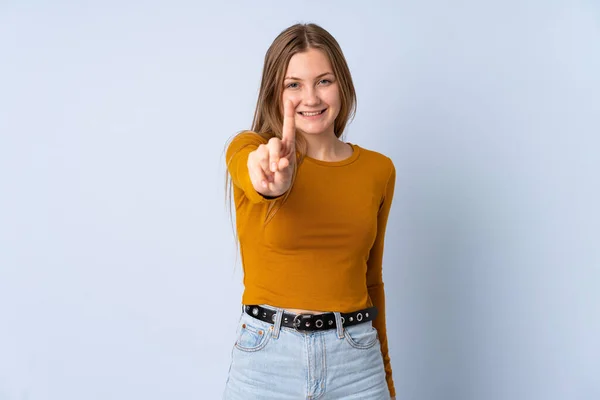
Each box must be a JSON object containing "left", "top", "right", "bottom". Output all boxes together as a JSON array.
[{"left": 281, "top": 99, "right": 296, "bottom": 145}]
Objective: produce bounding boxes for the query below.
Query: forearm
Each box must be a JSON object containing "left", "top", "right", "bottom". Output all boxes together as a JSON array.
[{"left": 368, "top": 282, "right": 395, "bottom": 398}]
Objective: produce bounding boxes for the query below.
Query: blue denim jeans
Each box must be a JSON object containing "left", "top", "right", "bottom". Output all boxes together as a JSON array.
[{"left": 223, "top": 304, "right": 390, "bottom": 399}]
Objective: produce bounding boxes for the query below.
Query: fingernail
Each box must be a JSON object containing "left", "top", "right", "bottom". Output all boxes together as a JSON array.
[
  {"left": 271, "top": 162, "right": 277, "bottom": 172},
  {"left": 262, "top": 181, "right": 267, "bottom": 188}
]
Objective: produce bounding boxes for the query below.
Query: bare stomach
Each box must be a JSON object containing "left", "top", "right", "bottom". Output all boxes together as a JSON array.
[{"left": 285, "top": 308, "right": 328, "bottom": 315}]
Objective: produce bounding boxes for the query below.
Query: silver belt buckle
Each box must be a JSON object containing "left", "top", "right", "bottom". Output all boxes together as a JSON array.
[{"left": 292, "top": 313, "right": 310, "bottom": 332}]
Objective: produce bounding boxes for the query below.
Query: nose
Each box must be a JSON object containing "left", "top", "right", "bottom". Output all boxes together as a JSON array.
[{"left": 302, "top": 86, "right": 321, "bottom": 107}]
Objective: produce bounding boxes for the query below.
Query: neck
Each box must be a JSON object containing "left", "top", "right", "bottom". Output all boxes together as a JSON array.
[{"left": 300, "top": 131, "right": 348, "bottom": 162}]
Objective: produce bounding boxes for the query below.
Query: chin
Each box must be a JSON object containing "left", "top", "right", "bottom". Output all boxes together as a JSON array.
[
  {"left": 299, "top": 128, "right": 326, "bottom": 136},
  {"left": 298, "top": 123, "right": 335, "bottom": 136}
]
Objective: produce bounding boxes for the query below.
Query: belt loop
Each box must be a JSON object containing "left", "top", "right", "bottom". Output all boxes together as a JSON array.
[
  {"left": 334, "top": 312, "right": 344, "bottom": 339},
  {"left": 272, "top": 308, "right": 284, "bottom": 339}
]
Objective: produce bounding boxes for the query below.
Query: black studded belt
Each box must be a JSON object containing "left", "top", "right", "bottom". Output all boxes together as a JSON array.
[{"left": 243, "top": 304, "right": 378, "bottom": 332}]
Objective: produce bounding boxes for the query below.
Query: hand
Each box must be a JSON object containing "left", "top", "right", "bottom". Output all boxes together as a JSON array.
[{"left": 247, "top": 99, "right": 297, "bottom": 197}]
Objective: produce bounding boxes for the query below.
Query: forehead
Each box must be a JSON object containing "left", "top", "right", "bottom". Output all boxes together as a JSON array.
[{"left": 285, "top": 48, "right": 333, "bottom": 79}]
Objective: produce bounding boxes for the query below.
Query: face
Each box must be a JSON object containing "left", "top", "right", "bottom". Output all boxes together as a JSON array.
[{"left": 282, "top": 48, "right": 341, "bottom": 137}]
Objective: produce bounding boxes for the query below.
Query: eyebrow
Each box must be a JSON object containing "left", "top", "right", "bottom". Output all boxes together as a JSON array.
[{"left": 284, "top": 72, "right": 334, "bottom": 81}]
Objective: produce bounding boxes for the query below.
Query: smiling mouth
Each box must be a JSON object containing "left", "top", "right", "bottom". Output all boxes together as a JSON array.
[{"left": 298, "top": 108, "right": 327, "bottom": 117}]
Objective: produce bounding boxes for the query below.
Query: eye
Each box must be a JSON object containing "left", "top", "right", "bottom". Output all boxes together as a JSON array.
[
  {"left": 286, "top": 82, "right": 299, "bottom": 89},
  {"left": 319, "top": 79, "right": 332, "bottom": 85}
]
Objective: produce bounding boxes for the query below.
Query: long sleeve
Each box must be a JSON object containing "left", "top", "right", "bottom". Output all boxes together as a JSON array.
[
  {"left": 226, "top": 132, "right": 279, "bottom": 205},
  {"left": 366, "top": 160, "right": 396, "bottom": 398}
]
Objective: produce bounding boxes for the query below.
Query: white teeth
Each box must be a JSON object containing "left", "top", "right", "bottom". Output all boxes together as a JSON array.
[{"left": 301, "top": 110, "right": 324, "bottom": 116}]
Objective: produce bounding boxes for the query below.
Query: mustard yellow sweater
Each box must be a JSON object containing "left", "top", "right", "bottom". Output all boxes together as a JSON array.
[{"left": 226, "top": 131, "right": 396, "bottom": 397}]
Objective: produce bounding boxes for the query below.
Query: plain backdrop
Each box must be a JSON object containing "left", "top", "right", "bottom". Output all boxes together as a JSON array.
[{"left": 1, "top": 1, "right": 599, "bottom": 399}]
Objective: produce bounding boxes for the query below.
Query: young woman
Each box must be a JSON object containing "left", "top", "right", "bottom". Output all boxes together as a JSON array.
[{"left": 223, "top": 23, "right": 397, "bottom": 400}]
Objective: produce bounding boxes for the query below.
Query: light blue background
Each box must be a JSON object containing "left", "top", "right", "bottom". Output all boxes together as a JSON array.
[{"left": 1, "top": 1, "right": 598, "bottom": 399}]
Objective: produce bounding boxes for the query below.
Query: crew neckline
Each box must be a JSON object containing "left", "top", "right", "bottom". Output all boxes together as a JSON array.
[{"left": 303, "top": 143, "right": 360, "bottom": 167}]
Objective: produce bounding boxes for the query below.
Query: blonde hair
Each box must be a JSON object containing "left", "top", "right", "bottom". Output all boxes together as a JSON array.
[{"left": 225, "top": 23, "right": 357, "bottom": 226}]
